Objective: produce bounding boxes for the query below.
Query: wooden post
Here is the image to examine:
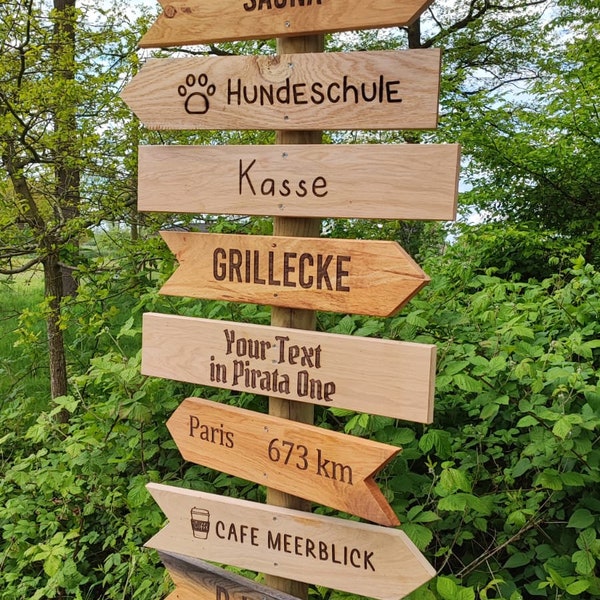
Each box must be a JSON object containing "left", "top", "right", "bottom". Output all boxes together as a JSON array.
[{"left": 265, "top": 32, "right": 323, "bottom": 599}]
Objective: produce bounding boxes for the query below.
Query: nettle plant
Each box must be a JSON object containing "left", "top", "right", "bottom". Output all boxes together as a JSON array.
[
  {"left": 389, "top": 259, "right": 599, "bottom": 599},
  {"left": 2, "top": 225, "right": 599, "bottom": 600},
  {"left": 320, "top": 255, "right": 600, "bottom": 600}
]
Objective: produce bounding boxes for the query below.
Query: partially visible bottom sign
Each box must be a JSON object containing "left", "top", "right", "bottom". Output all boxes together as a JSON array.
[
  {"left": 146, "top": 483, "right": 436, "bottom": 600},
  {"left": 158, "top": 551, "right": 300, "bottom": 600}
]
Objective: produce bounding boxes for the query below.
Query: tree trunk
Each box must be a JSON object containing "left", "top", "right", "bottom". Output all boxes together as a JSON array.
[
  {"left": 43, "top": 250, "right": 69, "bottom": 416},
  {"left": 44, "top": 0, "right": 78, "bottom": 427},
  {"left": 407, "top": 18, "right": 422, "bottom": 49},
  {"left": 53, "top": 0, "right": 80, "bottom": 297}
]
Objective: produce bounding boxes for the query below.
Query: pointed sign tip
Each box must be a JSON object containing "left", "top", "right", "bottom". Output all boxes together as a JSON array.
[
  {"left": 166, "top": 397, "right": 401, "bottom": 525},
  {"left": 145, "top": 484, "right": 436, "bottom": 599}
]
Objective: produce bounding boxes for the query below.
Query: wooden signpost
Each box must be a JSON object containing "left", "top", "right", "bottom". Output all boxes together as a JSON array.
[
  {"left": 160, "top": 232, "right": 430, "bottom": 316},
  {"left": 158, "top": 552, "right": 302, "bottom": 600},
  {"left": 123, "top": 0, "right": 451, "bottom": 595},
  {"left": 167, "top": 397, "right": 400, "bottom": 525},
  {"left": 139, "top": 144, "right": 459, "bottom": 220},
  {"left": 146, "top": 484, "right": 436, "bottom": 600},
  {"left": 142, "top": 312, "right": 436, "bottom": 423},
  {"left": 120, "top": 50, "right": 442, "bottom": 131},
  {"left": 140, "top": 0, "right": 434, "bottom": 48}
]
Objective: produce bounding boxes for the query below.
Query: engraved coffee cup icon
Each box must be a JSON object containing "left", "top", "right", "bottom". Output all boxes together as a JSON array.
[{"left": 190, "top": 507, "right": 210, "bottom": 539}]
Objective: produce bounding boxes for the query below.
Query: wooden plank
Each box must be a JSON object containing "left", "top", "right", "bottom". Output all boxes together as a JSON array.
[
  {"left": 167, "top": 397, "right": 400, "bottom": 525},
  {"left": 140, "top": 0, "right": 434, "bottom": 47},
  {"left": 120, "top": 50, "right": 441, "bottom": 131},
  {"left": 158, "top": 551, "right": 301, "bottom": 600},
  {"left": 146, "top": 484, "right": 436, "bottom": 600},
  {"left": 141, "top": 313, "right": 436, "bottom": 423},
  {"left": 139, "top": 144, "right": 459, "bottom": 220},
  {"left": 160, "top": 232, "right": 430, "bottom": 317}
]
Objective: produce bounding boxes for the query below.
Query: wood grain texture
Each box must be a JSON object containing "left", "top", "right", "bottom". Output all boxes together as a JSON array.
[
  {"left": 159, "top": 232, "right": 429, "bottom": 316},
  {"left": 141, "top": 313, "right": 436, "bottom": 423},
  {"left": 159, "top": 551, "right": 301, "bottom": 600},
  {"left": 146, "top": 484, "right": 436, "bottom": 600},
  {"left": 120, "top": 50, "right": 441, "bottom": 131},
  {"left": 138, "top": 144, "right": 459, "bottom": 220},
  {"left": 140, "top": 0, "right": 434, "bottom": 47},
  {"left": 167, "top": 397, "right": 400, "bottom": 525},
  {"left": 264, "top": 35, "right": 323, "bottom": 597}
]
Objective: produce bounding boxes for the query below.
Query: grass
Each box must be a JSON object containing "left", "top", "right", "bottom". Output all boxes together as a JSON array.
[{"left": 0, "top": 268, "right": 50, "bottom": 415}]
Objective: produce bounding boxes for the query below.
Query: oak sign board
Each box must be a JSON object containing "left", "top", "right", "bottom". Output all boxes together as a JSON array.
[
  {"left": 139, "top": 144, "right": 460, "bottom": 221},
  {"left": 141, "top": 313, "right": 436, "bottom": 423},
  {"left": 140, "top": 0, "right": 435, "bottom": 47},
  {"left": 146, "top": 484, "right": 436, "bottom": 600},
  {"left": 168, "top": 397, "right": 400, "bottom": 525},
  {"left": 120, "top": 50, "right": 441, "bottom": 131},
  {"left": 160, "top": 232, "right": 430, "bottom": 317},
  {"left": 158, "top": 551, "right": 302, "bottom": 600}
]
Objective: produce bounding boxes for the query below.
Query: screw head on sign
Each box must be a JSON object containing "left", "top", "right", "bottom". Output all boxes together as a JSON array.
[{"left": 164, "top": 5, "right": 177, "bottom": 18}]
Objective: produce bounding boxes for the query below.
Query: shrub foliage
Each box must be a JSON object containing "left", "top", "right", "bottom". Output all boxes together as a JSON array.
[{"left": 1, "top": 232, "right": 599, "bottom": 599}]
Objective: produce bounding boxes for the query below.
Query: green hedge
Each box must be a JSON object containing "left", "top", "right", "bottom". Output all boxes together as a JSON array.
[{"left": 1, "top": 234, "right": 599, "bottom": 599}]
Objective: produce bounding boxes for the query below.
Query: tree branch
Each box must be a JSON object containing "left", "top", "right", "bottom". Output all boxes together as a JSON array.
[{"left": 0, "top": 256, "right": 41, "bottom": 275}]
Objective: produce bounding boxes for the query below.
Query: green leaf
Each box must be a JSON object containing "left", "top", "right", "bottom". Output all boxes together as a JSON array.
[
  {"left": 504, "top": 552, "right": 532, "bottom": 569},
  {"left": 480, "top": 402, "right": 499, "bottom": 420},
  {"left": 436, "top": 577, "right": 475, "bottom": 600},
  {"left": 438, "top": 494, "right": 468, "bottom": 512},
  {"left": 402, "top": 523, "right": 433, "bottom": 551},
  {"left": 436, "top": 577, "right": 459, "bottom": 600},
  {"left": 553, "top": 417, "right": 573, "bottom": 439},
  {"left": 573, "top": 550, "right": 595, "bottom": 575},
  {"left": 511, "top": 325, "right": 535, "bottom": 339},
  {"left": 443, "top": 360, "right": 470, "bottom": 376},
  {"left": 440, "top": 468, "right": 472, "bottom": 493},
  {"left": 547, "top": 567, "right": 566, "bottom": 588},
  {"left": 576, "top": 528, "right": 597, "bottom": 550},
  {"left": 453, "top": 373, "right": 483, "bottom": 392},
  {"left": 44, "top": 553, "right": 62, "bottom": 577},
  {"left": 354, "top": 321, "right": 384, "bottom": 337},
  {"left": 406, "top": 312, "right": 428, "bottom": 327},
  {"left": 512, "top": 457, "right": 531, "bottom": 477},
  {"left": 516, "top": 415, "right": 538, "bottom": 428},
  {"left": 565, "top": 580, "right": 591, "bottom": 595},
  {"left": 413, "top": 511, "right": 441, "bottom": 524},
  {"left": 535, "top": 469, "right": 563, "bottom": 490},
  {"left": 117, "top": 316, "right": 137, "bottom": 338},
  {"left": 561, "top": 472, "right": 585, "bottom": 487},
  {"left": 52, "top": 395, "right": 79, "bottom": 414},
  {"left": 567, "top": 509, "right": 595, "bottom": 529}
]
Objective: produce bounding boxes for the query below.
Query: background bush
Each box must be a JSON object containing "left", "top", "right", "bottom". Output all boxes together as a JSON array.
[{"left": 2, "top": 228, "right": 599, "bottom": 599}]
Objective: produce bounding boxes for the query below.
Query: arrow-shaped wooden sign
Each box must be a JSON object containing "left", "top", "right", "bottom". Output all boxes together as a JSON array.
[
  {"left": 140, "top": 0, "right": 434, "bottom": 48},
  {"left": 142, "top": 313, "right": 436, "bottom": 423},
  {"left": 168, "top": 397, "right": 400, "bottom": 525},
  {"left": 139, "top": 144, "right": 459, "bottom": 221},
  {"left": 147, "top": 484, "right": 436, "bottom": 600},
  {"left": 158, "top": 551, "right": 302, "bottom": 600},
  {"left": 160, "top": 232, "right": 430, "bottom": 317},
  {"left": 120, "top": 50, "right": 441, "bottom": 131}
]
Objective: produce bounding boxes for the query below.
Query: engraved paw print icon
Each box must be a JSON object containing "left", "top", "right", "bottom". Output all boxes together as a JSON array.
[{"left": 178, "top": 73, "right": 216, "bottom": 115}]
